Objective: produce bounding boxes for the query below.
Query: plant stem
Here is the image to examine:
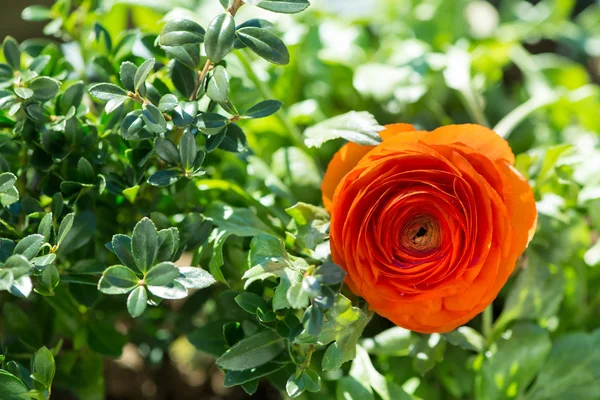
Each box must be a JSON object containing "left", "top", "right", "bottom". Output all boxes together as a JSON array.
[
  {"left": 461, "top": 90, "right": 489, "bottom": 127},
  {"left": 482, "top": 304, "right": 493, "bottom": 341}
]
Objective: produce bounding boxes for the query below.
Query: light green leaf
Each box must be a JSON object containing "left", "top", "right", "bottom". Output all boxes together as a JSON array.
[
  {"left": 145, "top": 261, "right": 179, "bottom": 286},
  {"left": 57, "top": 212, "right": 75, "bottom": 246},
  {"left": 134, "top": 58, "right": 155, "bottom": 91},
  {"left": 304, "top": 111, "right": 384, "bottom": 148},
  {"left": 476, "top": 323, "right": 552, "bottom": 400},
  {"left": 14, "top": 234, "right": 44, "bottom": 259},
  {"left": 176, "top": 267, "right": 216, "bottom": 289},
  {"left": 32, "top": 346, "right": 55, "bottom": 388},
  {"left": 206, "top": 202, "right": 274, "bottom": 237},
  {"left": 29, "top": 76, "right": 60, "bottom": 101},
  {"left": 89, "top": 83, "right": 128, "bottom": 101},
  {"left": 216, "top": 330, "right": 285, "bottom": 371},
  {"left": 207, "top": 65, "right": 230, "bottom": 103},
  {"left": 0, "top": 370, "right": 28, "bottom": 399},
  {"left": 256, "top": 0, "right": 310, "bottom": 14},
  {"left": 127, "top": 286, "right": 148, "bottom": 318}
]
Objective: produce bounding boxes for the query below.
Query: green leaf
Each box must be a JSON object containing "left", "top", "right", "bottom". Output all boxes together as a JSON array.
[
  {"left": 158, "top": 94, "right": 178, "bottom": 112},
  {"left": 60, "top": 81, "right": 84, "bottom": 113},
  {"left": 205, "top": 13, "right": 235, "bottom": 63},
  {"left": 28, "top": 76, "right": 60, "bottom": 101},
  {"left": 3, "top": 254, "right": 31, "bottom": 279},
  {"left": 142, "top": 103, "right": 167, "bottom": 134},
  {"left": 176, "top": 267, "right": 216, "bottom": 289},
  {"left": 361, "top": 327, "right": 418, "bottom": 357},
  {"left": 476, "top": 323, "right": 552, "bottom": 400},
  {"left": 134, "top": 58, "right": 155, "bottom": 91},
  {"left": 22, "top": 5, "right": 53, "bottom": 21},
  {"left": 57, "top": 212, "right": 75, "bottom": 246},
  {"left": 494, "top": 253, "right": 565, "bottom": 335},
  {"left": 148, "top": 170, "right": 182, "bottom": 187},
  {"left": 157, "top": 228, "right": 178, "bottom": 262},
  {"left": 0, "top": 370, "right": 28, "bottom": 399},
  {"left": 179, "top": 130, "right": 197, "bottom": 171},
  {"left": 40, "top": 265, "right": 59, "bottom": 294},
  {"left": 287, "top": 280, "right": 309, "bottom": 308},
  {"left": 0, "top": 172, "right": 17, "bottom": 192},
  {"left": 127, "top": 286, "right": 148, "bottom": 318},
  {"left": 303, "top": 305, "right": 323, "bottom": 337},
  {"left": 120, "top": 61, "right": 137, "bottom": 91},
  {"left": 131, "top": 217, "right": 159, "bottom": 273},
  {"left": 14, "top": 87, "right": 33, "bottom": 99},
  {"left": 89, "top": 83, "right": 128, "bottom": 101},
  {"left": 314, "top": 263, "right": 345, "bottom": 285},
  {"left": 147, "top": 280, "right": 188, "bottom": 299},
  {"left": 14, "top": 234, "right": 44, "bottom": 259},
  {"left": 170, "top": 60, "right": 196, "bottom": 98},
  {"left": 196, "top": 112, "right": 229, "bottom": 135},
  {"left": 525, "top": 330, "right": 600, "bottom": 400},
  {"left": 444, "top": 326, "right": 485, "bottom": 353},
  {"left": 219, "top": 123, "right": 248, "bottom": 152},
  {"left": 236, "top": 27, "right": 290, "bottom": 65},
  {"left": 256, "top": 0, "right": 310, "bottom": 14},
  {"left": 111, "top": 234, "right": 137, "bottom": 271},
  {"left": 58, "top": 211, "right": 96, "bottom": 255},
  {"left": 173, "top": 101, "right": 198, "bottom": 127},
  {"left": 235, "top": 292, "right": 269, "bottom": 315},
  {"left": 245, "top": 99, "right": 282, "bottom": 119},
  {"left": 145, "top": 261, "right": 179, "bottom": 286},
  {"left": 287, "top": 369, "right": 321, "bottom": 398},
  {"left": 350, "top": 345, "right": 411, "bottom": 400},
  {"left": 2, "top": 36, "right": 20, "bottom": 70},
  {"left": 98, "top": 265, "right": 139, "bottom": 295},
  {"left": 337, "top": 376, "right": 375, "bottom": 400},
  {"left": 216, "top": 330, "right": 285, "bottom": 371},
  {"left": 206, "top": 202, "right": 274, "bottom": 237},
  {"left": 32, "top": 346, "right": 55, "bottom": 388},
  {"left": 304, "top": 111, "right": 384, "bottom": 148},
  {"left": 286, "top": 202, "right": 329, "bottom": 250},
  {"left": 224, "top": 361, "right": 287, "bottom": 387},
  {"left": 160, "top": 18, "right": 206, "bottom": 46},
  {"left": 207, "top": 65, "right": 230, "bottom": 103},
  {"left": 155, "top": 137, "right": 180, "bottom": 164}
]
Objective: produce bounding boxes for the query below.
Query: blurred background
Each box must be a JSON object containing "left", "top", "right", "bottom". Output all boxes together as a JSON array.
[{"left": 2, "top": 0, "right": 600, "bottom": 399}]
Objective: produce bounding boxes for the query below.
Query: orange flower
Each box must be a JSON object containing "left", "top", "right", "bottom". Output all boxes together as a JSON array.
[{"left": 322, "top": 124, "right": 537, "bottom": 333}]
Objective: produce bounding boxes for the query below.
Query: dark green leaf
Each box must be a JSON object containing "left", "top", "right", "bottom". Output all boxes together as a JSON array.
[
  {"left": 219, "top": 123, "right": 247, "bottom": 152},
  {"left": 160, "top": 19, "right": 206, "bottom": 46},
  {"left": 196, "top": 112, "right": 229, "bottom": 134},
  {"left": 98, "top": 265, "right": 139, "bottom": 295},
  {"left": 142, "top": 103, "right": 167, "bottom": 134},
  {"left": 29, "top": 76, "right": 60, "bottom": 101},
  {"left": 131, "top": 217, "right": 159, "bottom": 273},
  {"left": 155, "top": 137, "right": 180, "bottom": 164},
  {"left": 2, "top": 36, "right": 20, "bottom": 70},
  {"left": 173, "top": 101, "right": 198, "bottom": 127},
  {"left": 60, "top": 81, "right": 84, "bottom": 113},
  {"left": 179, "top": 131, "right": 197, "bottom": 170},
  {"left": 111, "top": 234, "right": 137, "bottom": 271},
  {"left": 148, "top": 170, "right": 182, "bottom": 187},
  {"left": 235, "top": 292, "right": 269, "bottom": 314},
  {"left": 236, "top": 27, "right": 289, "bottom": 65},
  {"left": 205, "top": 13, "right": 235, "bottom": 63},
  {"left": 245, "top": 99, "right": 282, "bottom": 118}
]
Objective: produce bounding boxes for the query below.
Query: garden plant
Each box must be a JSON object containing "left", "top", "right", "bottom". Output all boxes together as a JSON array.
[{"left": 1, "top": 0, "right": 600, "bottom": 399}]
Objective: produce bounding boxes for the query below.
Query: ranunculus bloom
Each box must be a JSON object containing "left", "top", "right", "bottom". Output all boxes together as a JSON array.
[{"left": 322, "top": 124, "right": 537, "bottom": 333}]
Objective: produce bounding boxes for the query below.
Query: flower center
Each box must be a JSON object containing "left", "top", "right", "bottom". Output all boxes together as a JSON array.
[{"left": 400, "top": 214, "right": 441, "bottom": 253}]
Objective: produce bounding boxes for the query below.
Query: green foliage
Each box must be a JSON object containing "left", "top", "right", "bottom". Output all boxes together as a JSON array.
[{"left": 1, "top": 0, "right": 600, "bottom": 399}]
